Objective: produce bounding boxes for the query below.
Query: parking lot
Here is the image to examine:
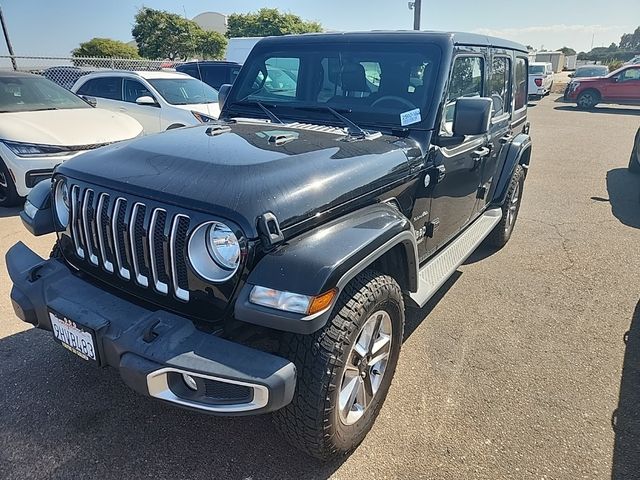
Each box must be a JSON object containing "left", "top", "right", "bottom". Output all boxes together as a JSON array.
[{"left": 0, "top": 95, "right": 639, "bottom": 479}]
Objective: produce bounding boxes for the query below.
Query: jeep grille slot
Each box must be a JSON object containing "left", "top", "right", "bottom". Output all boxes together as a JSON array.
[{"left": 68, "top": 184, "right": 193, "bottom": 302}]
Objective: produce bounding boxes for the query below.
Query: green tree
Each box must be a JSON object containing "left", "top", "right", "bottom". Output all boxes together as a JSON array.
[
  {"left": 620, "top": 26, "right": 640, "bottom": 50},
  {"left": 72, "top": 38, "right": 140, "bottom": 58},
  {"left": 132, "top": 8, "right": 227, "bottom": 60},
  {"left": 226, "top": 8, "right": 322, "bottom": 38},
  {"left": 559, "top": 46, "right": 576, "bottom": 56}
]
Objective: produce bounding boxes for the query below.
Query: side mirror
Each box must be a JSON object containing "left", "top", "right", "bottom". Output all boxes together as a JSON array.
[
  {"left": 218, "top": 84, "right": 232, "bottom": 109},
  {"left": 81, "top": 95, "right": 97, "bottom": 107},
  {"left": 136, "top": 95, "right": 158, "bottom": 106},
  {"left": 452, "top": 97, "right": 493, "bottom": 137}
]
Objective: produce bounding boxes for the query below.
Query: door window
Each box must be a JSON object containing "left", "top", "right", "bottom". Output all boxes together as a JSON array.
[
  {"left": 442, "top": 56, "right": 484, "bottom": 135},
  {"left": 76, "top": 77, "right": 123, "bottom": 101},
  {"left": 489, "top": 57, "right": 511, "bottom": 117},
  {"left": 123, "top": 79, "right": 153, "bottom": 103},
  {"left": 618, "top": 68, "right": 640, "bottom": 82},
  {"left": 514, "top": 58, "right": 527, "bottom": 111}
]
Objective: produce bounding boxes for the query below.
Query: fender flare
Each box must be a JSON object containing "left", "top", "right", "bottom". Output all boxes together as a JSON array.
[
  {"left": 234, "top": 202, "right": 418, "bottom": 334},
  {"left": 491, "top": 133, "right": 532, "bottom": 206},
  {"left": 20, "top": 179, "right": 56, "bottom": 236}
]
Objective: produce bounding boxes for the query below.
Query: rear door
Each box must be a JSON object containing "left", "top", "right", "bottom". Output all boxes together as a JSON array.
[
  {"left": 424, "top": 51, "right": 488, "bottom": 258},
  {"left": 475, "top": 51, "right": 513, "bottom": 215}
]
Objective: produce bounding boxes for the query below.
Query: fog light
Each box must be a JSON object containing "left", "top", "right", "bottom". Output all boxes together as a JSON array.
[{"left": 182, "top": 373, "right": 198, "bottom": 391}]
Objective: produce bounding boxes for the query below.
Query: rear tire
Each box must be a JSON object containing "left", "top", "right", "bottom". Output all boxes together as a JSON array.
[
  {"left": 273, "top": 270, "right": 405, "bottom": 460},
  {"left": 629, "top": 129, "right": 640, "bottom": 174},
  {"left": 0, "top": 159, "right": 21, "bottom": 208},
  {"left": 487, "top": 164, "right": 525, "bottom": 249},
  {"left": 577, "top": 90, "right": 599, "bottom": 109}
]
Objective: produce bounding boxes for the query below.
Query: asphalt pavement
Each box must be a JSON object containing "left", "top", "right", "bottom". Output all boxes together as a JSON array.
[{"left": 1, "top": 95, "right": 639, "bottom": 479}]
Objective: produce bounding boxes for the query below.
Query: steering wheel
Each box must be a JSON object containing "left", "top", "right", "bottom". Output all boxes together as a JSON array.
[{"left": 371, "top": 95, "right": 416, "bottom": 109}]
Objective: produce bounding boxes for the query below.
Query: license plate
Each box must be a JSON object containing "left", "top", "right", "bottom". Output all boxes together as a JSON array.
[{"left": 49, "top": 310, "right": 98, "bottom": 362}]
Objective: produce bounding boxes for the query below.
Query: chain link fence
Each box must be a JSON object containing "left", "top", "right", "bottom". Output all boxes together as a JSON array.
[{"left": 0, "top": 56, "right": 187, "bottom": 90}]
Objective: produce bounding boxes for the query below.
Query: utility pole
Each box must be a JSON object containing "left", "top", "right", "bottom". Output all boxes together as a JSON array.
[
  {"left": 0, "top": 6, "right": 16, "bottom": 70},
  {"left": 412, "top": 0, "right": 422, "bottom": 31}
]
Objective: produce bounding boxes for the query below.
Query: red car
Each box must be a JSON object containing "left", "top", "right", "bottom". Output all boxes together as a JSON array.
[{"left": 565, "top": 64, "right": 640, "bottom": 109}]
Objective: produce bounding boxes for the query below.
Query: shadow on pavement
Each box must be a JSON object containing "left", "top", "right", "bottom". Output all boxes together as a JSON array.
[
  {"left": 611, "top": 300, "right": 640, "bottom": 479},
  {"left": 0, "top": 328, "right": 343, "bottom": 480},
  {"left": 404, "top": 271, "right": 462, "bottom": 342},
  {"left": 606, "top": 168, "right": 640, "bottom": 229},
  {"left": 0, "top": 206, "right": 21, "bottom": 218},
  {"left": 554, "top": 105, "right": 640, "bottom": 117}
]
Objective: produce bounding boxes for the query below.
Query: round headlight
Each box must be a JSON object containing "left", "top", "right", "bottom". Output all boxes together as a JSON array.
[
  {"left": 207, "top": 223, "right": 240, "bottom": 270},
  {"left": 54, "top": 179, "right": 70, "bottom": 228},
  {"left": 188, "top": 221, "right": 241, "bottom": 282}
]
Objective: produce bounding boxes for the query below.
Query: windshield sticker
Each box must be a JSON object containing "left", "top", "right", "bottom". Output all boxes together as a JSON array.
[{"left": 400, "top": 108, "right": 421, "bottom": 126}]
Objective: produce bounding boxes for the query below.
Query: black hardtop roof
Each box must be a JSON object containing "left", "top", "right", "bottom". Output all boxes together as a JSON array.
[{"left": 256, "top": 30, "right": 528, "bottom": 53}]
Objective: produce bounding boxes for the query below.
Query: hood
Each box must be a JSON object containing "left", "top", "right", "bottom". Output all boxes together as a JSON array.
[
  {"left": 0, "top": 108, "right": 142, "bottom": 145},
  {"left": 172, "top": 102, "right": 220, "bottom": 119},
  {"left": 57, "top": 121, "right": 412, "bottom": 239}
]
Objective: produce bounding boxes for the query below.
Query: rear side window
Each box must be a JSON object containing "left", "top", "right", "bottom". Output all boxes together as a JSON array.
[
  {"left": 76, "top": 77, "right": 123, "bottom": 101},
  {"left": 178, "top": 65, "right": 200, "bottom": 80},
  {"left": 514, "top": 58, "right": 527, "bottom": 111},
  {"left": 490, "top": 56, "right": 511, "bottom": 117}
]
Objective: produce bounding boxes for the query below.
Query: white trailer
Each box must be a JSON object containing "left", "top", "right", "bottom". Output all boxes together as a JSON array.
[{"left": 225, "top": 37, "right": 262, "bottom": 64}]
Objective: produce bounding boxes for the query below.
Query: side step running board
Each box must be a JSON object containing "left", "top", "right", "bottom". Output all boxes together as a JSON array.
[{"left": 409, "top": 208, "right": 502, "bottom": 308}]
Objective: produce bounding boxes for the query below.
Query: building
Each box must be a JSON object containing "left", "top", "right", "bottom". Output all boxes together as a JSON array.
[
  {"left": 192, "top": 12, "right": 227, "bottom": 35},
  {"left": 535, "top": 51, "right": 566, "bottom": 73}
]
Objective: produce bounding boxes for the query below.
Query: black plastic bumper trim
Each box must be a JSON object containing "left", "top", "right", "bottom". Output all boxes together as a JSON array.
[{"left": 5, "top": 241, "right": 296, "bottom": 416}]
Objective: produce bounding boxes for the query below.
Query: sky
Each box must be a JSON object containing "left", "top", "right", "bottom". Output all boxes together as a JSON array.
[{"left": 0, "top": 0, "right": 638, "bottom": 56}]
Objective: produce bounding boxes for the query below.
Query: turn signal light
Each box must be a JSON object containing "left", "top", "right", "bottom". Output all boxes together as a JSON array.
[{"left": 308, "top": 289, "right": 338, "bottom": 315}]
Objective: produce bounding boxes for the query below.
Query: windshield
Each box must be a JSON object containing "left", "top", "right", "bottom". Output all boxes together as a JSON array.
[
  {"left": 226, "top": 42, "right": 442, "bottom": 129},
  {"left": 147, "top": 78, "right": 218, "bottom": 105},
  {"left": 529, "top": 65, "right": 546, "bottom": 75},
  {"left": 574, "top": 66, "right": 609, "bottom": 78},
  {"left": 0, "top": 75, "right": 90, "bottom": 113}
]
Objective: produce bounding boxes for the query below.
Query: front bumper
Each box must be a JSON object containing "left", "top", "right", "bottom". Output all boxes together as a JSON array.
[{"left": 6, "top": 242, "right": 296, "bottom": 416}]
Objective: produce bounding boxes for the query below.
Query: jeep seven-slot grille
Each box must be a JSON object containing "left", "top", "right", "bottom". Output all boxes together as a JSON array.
[{"left": 69, "top": 185, "right": 191, "bottom": 302}]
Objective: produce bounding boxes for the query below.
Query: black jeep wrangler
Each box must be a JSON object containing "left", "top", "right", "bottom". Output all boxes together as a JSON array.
[{"left": 6, "top": 32, "right": 532, "bottom": 459}]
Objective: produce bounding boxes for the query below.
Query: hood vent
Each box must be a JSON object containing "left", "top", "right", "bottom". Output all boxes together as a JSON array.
[{"left": 267, "top": 132, "right": 298, "bottom": 146}]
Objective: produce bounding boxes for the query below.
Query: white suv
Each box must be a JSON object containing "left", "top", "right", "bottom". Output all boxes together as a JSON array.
[{"left": 72, "top": 71, "right": 220, "bottom": 134}]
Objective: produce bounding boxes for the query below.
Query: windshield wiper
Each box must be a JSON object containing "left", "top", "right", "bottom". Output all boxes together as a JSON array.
[
  {"left": 229, "top": 100, "right": 283, "bottom": 124},
  {"left": 295, "top": 106, "right": 372, "bottom": 138}
]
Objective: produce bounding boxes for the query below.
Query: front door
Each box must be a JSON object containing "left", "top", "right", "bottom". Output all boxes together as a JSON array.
[
  {"left": 121, "top": 79, "right": 161, "bottom": 134},
  {"left": 602, "top": 66, "right": 640, "bottom": 103},
  {"left": 423, "top": 52, "right": 487, "bottom": 257}
]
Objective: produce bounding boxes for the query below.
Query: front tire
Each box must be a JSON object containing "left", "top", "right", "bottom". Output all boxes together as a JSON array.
[
  {"left": 0, "top": 160, "right": 21, "bottom": 208},
  {"left": 273, "top": 270, "right": 405, "bottom": 460},
  {"left": 487, "top": 164, "right": 525, "bottom": 248},
  {"left": 629, "top": 129, "right": 640, "bottom": 174},
  {"left": 577, "top": 90, "right": 599, "bottom": 109}
]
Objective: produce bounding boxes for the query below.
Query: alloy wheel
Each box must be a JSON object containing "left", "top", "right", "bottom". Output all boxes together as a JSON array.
[
  {"left": 505, "top": 182, "right": 520, "bottom": 233},
  {"left": 338, "top": 310, "right": 393, "bottom": 426},
  {"left": 0, "top": 171, "right": 8, "bottom": 202}
]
